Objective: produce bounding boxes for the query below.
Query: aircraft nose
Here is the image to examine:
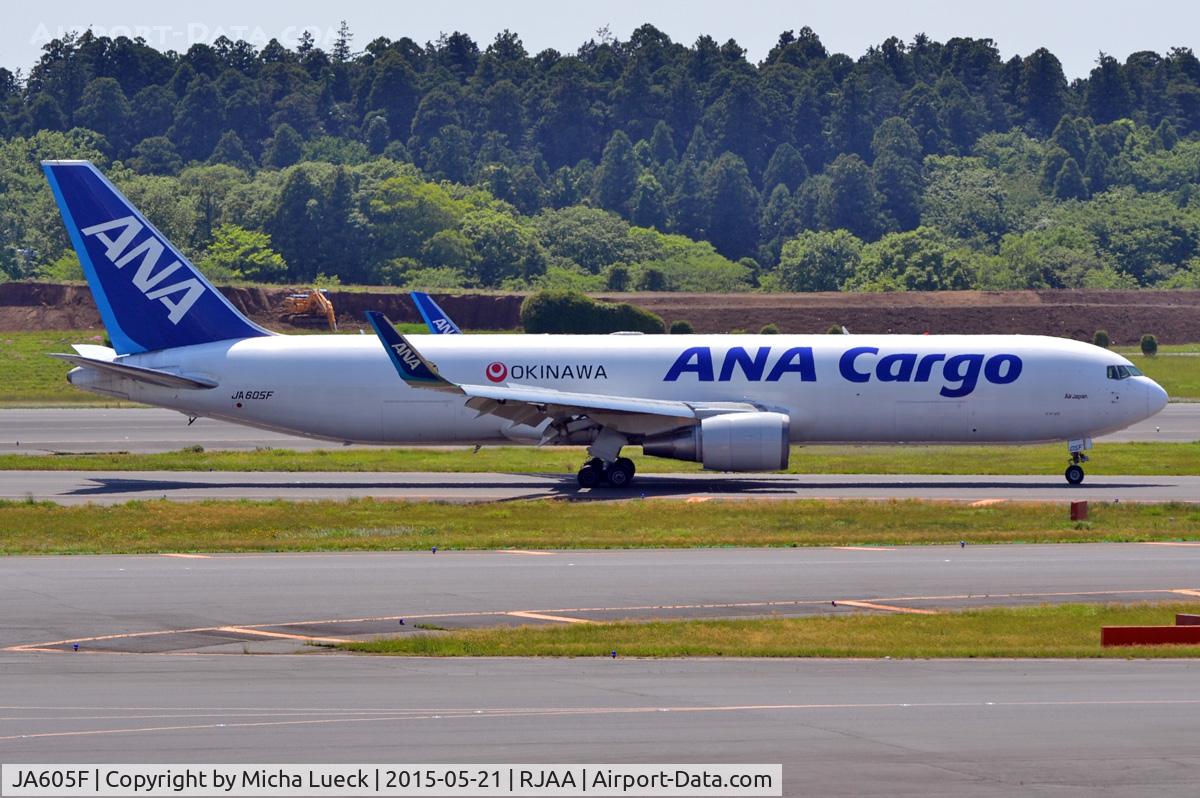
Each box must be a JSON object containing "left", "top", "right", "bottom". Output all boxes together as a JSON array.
[{"left": 1146, "top": 379, "right": 1168, "bottom": 417}]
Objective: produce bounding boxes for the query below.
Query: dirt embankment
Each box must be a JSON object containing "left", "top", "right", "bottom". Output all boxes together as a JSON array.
[{"left": 1, "top": 283, "right": 1197, "bottom": 344}]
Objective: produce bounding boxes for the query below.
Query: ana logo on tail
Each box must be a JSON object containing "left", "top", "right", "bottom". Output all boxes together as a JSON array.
[{"left": 81, "top": 215, "right": 204, "bottom": 324}]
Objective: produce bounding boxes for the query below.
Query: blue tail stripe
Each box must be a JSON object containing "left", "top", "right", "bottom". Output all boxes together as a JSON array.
[{"left": 42, "top": 160, "right": 272, "bottom": 354}]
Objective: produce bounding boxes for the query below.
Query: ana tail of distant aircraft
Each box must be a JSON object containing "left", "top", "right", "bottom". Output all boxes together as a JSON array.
[
  {"left": 410, "top": 291, "right": 462, "bottom": 334},
  {"left": 42, "top": 160, "right": 271, "bottom": 354}
]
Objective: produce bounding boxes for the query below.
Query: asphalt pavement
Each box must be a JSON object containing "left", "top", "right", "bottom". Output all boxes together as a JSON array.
[
  {"left": 3, "top": 544, "right": 1200, "bottom": 795},
  {"left": 3, "top": 469, "right": 1198, "bottom": 504},
  {"left": 3, "top": 655, "right": 1198, "bottom": 796},
  {"left": 1, "top": 404, "right": 1196, "bottom": 454}
]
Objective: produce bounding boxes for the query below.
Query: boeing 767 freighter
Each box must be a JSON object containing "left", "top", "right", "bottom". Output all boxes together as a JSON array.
[{"left": 42, "top": 160, "right": 1167, "bottom": 488}]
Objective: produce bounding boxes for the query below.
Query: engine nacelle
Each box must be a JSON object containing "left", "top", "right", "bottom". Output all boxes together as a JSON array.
[{"left": 643, "top": 411, "right": 790, "bottom": 471}]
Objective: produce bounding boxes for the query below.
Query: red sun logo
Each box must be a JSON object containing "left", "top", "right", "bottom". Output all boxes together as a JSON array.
[{"left": 485, "top": 362, "right": 508, "bottom": 382}]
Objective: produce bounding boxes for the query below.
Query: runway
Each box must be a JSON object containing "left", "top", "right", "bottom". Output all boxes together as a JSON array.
[
  {"left": 4, "top": 655, "right": 1199, "bottom": 796},
  {"left": 3, "top": 545, "right": 1200, "bottom": 795},
  {"left": 4, "top": 468, "right": 1199, "bottom": 503},
  {"left": 1, "top": 403, "right": 1196, "bottom": 454}
]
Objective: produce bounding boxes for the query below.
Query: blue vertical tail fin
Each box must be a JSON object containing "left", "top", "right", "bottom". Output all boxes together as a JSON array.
[
  {"left": 42, "top": 160, "right": 272, "bottom": 354},
  {"left": 410, "top": 291, "right": 462, "bottom": 334}
]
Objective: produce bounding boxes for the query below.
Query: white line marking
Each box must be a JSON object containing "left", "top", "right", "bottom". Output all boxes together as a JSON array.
[
  {"left": 835, "top": 600, "right": 938, "bottom": 615},
  {"left": 507, "top": 611, "right": 592, "bottom": 624}
]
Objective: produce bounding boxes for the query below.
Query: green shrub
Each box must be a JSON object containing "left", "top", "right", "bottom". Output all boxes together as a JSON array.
[
  {"left": 1092, "top": 329, "right": 1110, "bottom": 348},
  {"left": 520, "top": 290, "right": 665, "bottom": 334},
  {"left": 636, "top": 266, "right": 668, "bottom": 291},
  {"left": 827, "top": 323, "right": 846, "bottom": 334},
  {"left": 1140, "top": 333, "right": 1158, "bottom": 357},
  {"left": 606, "top": 263, "right": 631, "bottom": 291},
  {"left": 759, "top": 323, "right": 780, "bottom": 334},
  {"left": 669, "top": 320, "right": 694, "bottom": 334}
]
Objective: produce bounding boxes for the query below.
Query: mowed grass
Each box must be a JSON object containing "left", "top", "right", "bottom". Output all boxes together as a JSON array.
[
  {"left": 1115, "top": 347, "right": 1200, "bottom": 399},
  {"left": 1, "top": 498, "right": 1199, "bottom": 555},
  {"left": 346, "top": 602, "right": 1200, "bottom": 658},
  {"left": 3, "top": 441, "right": 1197, "bottom": 476},
  {"left": 0, "top": 329, "right": 117, "bottom": 405}
]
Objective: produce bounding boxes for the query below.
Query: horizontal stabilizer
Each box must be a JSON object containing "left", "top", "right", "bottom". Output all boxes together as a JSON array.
[{"left": 50, "top": 353, "right": 218, "bottom": 390}]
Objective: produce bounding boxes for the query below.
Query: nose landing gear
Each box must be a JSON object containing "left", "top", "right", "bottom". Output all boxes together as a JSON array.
[{"left": 1065, "top": 452, "right": 1088, "bottom": 485}]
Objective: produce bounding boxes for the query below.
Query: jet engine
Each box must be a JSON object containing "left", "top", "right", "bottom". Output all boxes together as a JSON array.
[{"left": 642, "top": 411, "right": 790, "bottom": 471}]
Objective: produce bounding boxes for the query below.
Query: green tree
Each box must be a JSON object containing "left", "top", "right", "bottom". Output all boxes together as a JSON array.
[
  {"left": 871, "top": 117, "right": 923, "bottom": 230},
  {"left": 130, "top": 136, "right": 182, "bottom": 175},
  {"left": 775, "top": 229, "right": 864, "bottom": 292},
  {"left": 761, "top": 142, "right": 809, "bottom": 194},
  {"left": 592, "top": 130, "right": 639, "bottom": 214},
  {"left": 648, "top": 120, "right": 677, "bottom": 164},
  {"left": 364, "top": 116, "right": 390, "bottom": 154},
  {"left": 702, "top": 153, "right": 760, "bottom": 258},
  {"left": 76, "top": 78, "right": 131, "bottom": 151},
  {"left": 199, "top": 224, "right": 287, "bottom": 281},
  {"left": 847, "top": 226, "right": 976, "bottom": 291},
  {"left": 819, "top": 154, "right": 882, "bottom": 240},
  {"left": 263, "top": 124, "right": 304, "bottom": 169},
  {"left": 170, "top": 76, "right": 223, "bottom": 161},
  {"left": 1019, "top": 48, "right": 1068, "bottom": 135},
  {"left": 630, "top": 172, "right": 667, "bottom": 229},
  {"left": 267, "top": 167, "right": 324, "bottom": 280},
  {"left": 637, "top": 265, "right": 668, "bottom": 290},
  {"left": 1052, "top": 157, "right": 1089, "bottom": 200},
  {"left": 366, "top": 56, "right": 420, "bottom": 134},
  {"left": 669, "top": 159, "right": 707, "bottom": 239},
  {"left": 1087, "top": 54, "right": 1132, "bottom": 123},
  {"left": 208, "top": 131, "right": 255, "bottom": 171},
  {"left": 460, "top": 209, "right": 546, "bottom": 285}
]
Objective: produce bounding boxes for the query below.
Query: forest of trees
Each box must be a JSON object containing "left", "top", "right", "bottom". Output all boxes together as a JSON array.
[{"left": 4, "top": 24, "right": 1200, "bottom": 291}]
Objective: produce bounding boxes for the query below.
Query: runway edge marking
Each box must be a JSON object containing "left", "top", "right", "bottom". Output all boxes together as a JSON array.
[
  {"left": 507, "top": 611, "right": 593, "bottom": 624},
  {"left": 835, "top": 600, "right": 938, "bottom": 615}
]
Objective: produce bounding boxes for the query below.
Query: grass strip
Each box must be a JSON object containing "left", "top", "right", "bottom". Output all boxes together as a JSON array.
[
  {"left": 2, "top": 441, "right": 1198, "bottom": 476},
  {"left": 345, "top": 602, "right": 1200, "bottom": 658},
  {"left": 1, "top": 498, "right": 1198, "bottom": 555}
]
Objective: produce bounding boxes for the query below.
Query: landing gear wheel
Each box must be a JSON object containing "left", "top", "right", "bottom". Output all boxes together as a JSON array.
[
  {"left": 605, "top": 458, "right": 635, "bottom": 489},
  {"left": 1065, "top": 464, "right": 1085, "bottom": 485},
  {"left": 577, "top": 464, "right": 601, "bottom": 489}
]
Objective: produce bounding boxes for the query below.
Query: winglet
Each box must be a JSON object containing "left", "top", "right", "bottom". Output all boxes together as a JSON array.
[
  {"left": 365, "top": 311, "right": 460, "bottom": 392},
  {"left": 410, "top": 291, "right": 462, "bottom": 334}
]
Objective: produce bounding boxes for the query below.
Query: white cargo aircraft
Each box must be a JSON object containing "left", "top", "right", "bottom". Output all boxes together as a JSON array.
[{"left": 43, "top": 160, "right": 1167, "bottom": 488}]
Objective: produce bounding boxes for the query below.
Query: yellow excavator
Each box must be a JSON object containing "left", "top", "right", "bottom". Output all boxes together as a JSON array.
[{"left": 280, "top": 289, "right": 337, "bottom": 331}]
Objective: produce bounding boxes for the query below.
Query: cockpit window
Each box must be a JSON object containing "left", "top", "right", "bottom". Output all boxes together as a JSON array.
[{"left": 1107, "top": 365, "right": 1137, "bottom": 380}]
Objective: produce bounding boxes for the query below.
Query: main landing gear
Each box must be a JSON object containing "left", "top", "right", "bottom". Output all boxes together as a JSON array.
[{"left": 577, "top": 456, "right": 636, "bottom": 489}]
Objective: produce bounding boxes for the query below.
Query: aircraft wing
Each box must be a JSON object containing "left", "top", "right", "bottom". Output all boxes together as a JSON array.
[{"left": 365, "top": 311, "right": 757, "bottom": 437}]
